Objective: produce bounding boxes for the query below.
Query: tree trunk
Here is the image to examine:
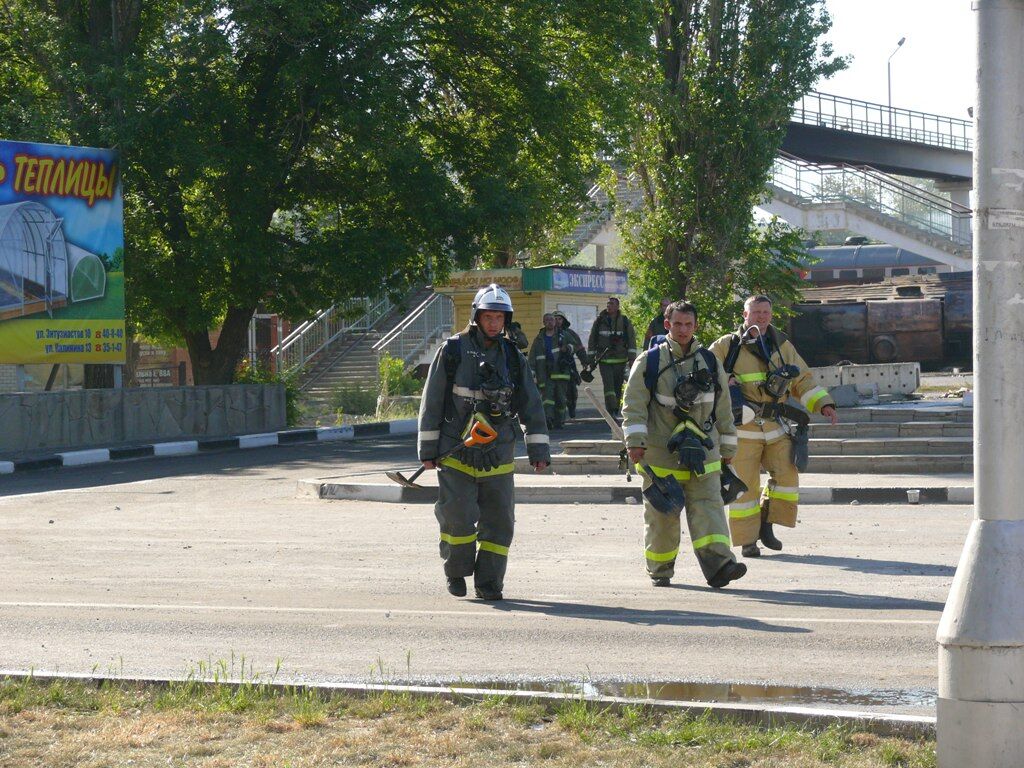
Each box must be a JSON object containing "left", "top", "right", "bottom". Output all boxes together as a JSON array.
[{"left": 183, "top": 305, "right": 255, "bottom": 385}]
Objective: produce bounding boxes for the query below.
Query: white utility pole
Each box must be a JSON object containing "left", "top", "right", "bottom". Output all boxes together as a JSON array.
[{"left": 937, "top": 2, "right": 1024, "bottom": 766}]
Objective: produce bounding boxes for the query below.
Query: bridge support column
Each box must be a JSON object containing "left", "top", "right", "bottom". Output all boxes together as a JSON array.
[
  {"left": 937, "top": 2, "right": 1024, "bottom": 767},
  {"left": 935, "top": 180, "right": 973, "bottom": 247}
]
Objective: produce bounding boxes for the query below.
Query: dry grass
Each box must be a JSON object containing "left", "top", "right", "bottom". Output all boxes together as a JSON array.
[{"left": 0, "top": 678, "right": 935, "bottom": 767}]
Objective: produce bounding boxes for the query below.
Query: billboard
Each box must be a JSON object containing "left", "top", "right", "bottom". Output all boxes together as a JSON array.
[{"left": 0, "top": 140, "right": 125, "bottom": 364}]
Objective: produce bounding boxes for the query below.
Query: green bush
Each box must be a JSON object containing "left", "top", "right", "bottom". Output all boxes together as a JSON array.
[
  {"left": 234, "top": 360, "right": 301, "bottom": 426},
  {"left": 378, "top": 353, "right": 423, "bottom": 396},
  {"left": 330, "top": 385, "right": 378, "bottom": 416}
]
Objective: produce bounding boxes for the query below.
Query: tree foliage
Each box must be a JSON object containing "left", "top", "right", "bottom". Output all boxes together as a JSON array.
[
  {"left": 620, "top": 0, "right": 844, "bottom": 340},
  {"left": 0, "top": 0, "right": 650, "bottom": 382}
]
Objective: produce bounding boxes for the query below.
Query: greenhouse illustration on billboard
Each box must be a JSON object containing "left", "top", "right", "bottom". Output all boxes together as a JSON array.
[
  {"left": 0, "top": 201, "right": 107, "bottom": 320},
  {"left": 0, "top": 139, "right": 124, "bottom": 364}
]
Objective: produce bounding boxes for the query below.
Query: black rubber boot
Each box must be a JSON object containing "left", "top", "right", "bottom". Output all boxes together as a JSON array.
[
  {"left": 651, "top": 577, "right": 671, "bottom": 587},
  {"left": 741, "top": 544, "right": 761, "bottom": 558},
  {"left": 446, "top": 577, "right": 467, "bottom": 597},
  {"left": 708, "top": 561, "right": 747, "bottom": 589},
  {"left": 759, "top": 520, "right": 783, "bottom": 551},
  {"left": 474, "top": 583, "right": 503, "bottom": 601}
]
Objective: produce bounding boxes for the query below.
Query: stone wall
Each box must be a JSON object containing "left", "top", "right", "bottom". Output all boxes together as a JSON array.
[{"left": 0, "top": 384, "right": 286, "bottom": 456}]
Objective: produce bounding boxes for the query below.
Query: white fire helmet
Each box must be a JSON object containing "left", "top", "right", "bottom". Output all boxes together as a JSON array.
[{"left": 471, "top": 284, "right": 514, "bottom": 337}]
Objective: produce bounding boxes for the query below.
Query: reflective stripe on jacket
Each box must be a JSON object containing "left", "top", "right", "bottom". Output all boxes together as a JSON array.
[
  {"left": 709, "top": 326, "right": 833, "bottom": 416},
  {"left": 621, "top": 336, "right": 737, "bottom": 462}
]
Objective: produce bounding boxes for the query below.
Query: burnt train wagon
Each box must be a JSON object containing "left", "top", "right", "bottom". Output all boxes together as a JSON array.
[{"left": 789, "top": 272, "right": 972, "bottom": 370}]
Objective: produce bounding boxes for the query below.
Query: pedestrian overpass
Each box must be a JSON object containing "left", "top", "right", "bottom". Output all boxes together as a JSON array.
[
  {"left": 572, "top": 91, "right": 975, "bottom": 272},
  {"left": 784, "top": 91, "right": 972, "bottom": 182}
]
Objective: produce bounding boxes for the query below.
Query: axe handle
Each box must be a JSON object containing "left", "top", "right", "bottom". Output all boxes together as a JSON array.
[
  {"left": 583, "top": 385, "right": 635, "bottom": 481},
  {"left": 583, "top": 385, "right": 624, "bottom": 443}
]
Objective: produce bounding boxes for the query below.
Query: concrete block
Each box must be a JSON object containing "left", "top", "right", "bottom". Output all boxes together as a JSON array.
[
  {"left": 811, "top": 365, "right": 843, "bottom": 388},
  {"left": 828, "top": 384, "right": 861, "bottom": 408},
  {"left": 838, "top": 362, "right": 920, "bottom": 395}
]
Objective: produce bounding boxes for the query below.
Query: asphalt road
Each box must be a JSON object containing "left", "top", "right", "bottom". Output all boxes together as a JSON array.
[{"left": 0, "top": 422, "right": 967, "bottom": 714}]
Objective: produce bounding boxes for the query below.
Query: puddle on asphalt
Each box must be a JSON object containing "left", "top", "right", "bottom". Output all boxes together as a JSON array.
[{"left": 431, "top": 680, "right": 935, "bottom": 708}]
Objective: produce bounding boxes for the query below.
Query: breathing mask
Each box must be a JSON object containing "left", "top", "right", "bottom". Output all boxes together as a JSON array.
[
  {"left": 763, "top": 364, "right": 801, "bottom": 399},
  {"left": 478, "top": 361, "right": 514, "bottom": 419},
  {"left": 673, "top": 367, "right": 715, "bottom": 414}
]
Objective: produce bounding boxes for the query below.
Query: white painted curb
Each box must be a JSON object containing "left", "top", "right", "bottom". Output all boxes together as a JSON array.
[{"left": 57, "top": 449, "right": 111, "bottom": 466}]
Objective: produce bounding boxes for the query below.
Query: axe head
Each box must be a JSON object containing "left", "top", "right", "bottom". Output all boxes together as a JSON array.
[{"left": 386, "top": 469, "right": 424, "bottom": 489}]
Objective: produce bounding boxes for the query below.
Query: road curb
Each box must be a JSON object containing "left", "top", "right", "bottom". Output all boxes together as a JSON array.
[
  {"left": 0, "top": 670, "right": 934, "bottom": 739},
  {"left": 0, "top": 419, "right": 419, "bottom": 476},
  {"left": 299, "top": 479, "right": 974, "bottom": 505}
]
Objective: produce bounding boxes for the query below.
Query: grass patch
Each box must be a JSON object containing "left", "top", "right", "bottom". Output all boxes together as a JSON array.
[{"left": 0, "top": 677, "right": 936, "bottom": 767}]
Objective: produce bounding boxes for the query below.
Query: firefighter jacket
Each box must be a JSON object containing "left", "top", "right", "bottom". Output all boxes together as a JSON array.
[
  {"left": 621, "top": 336, "right": 738, "bottom": 467},
  {"left": 530, "top": 328, "right": 587, "bottom": 382},
  {"left": 709, "top": 325, "right": 834, "bottom": 438},
  {"left": 418, "top": 328, "right": 550, "bottom": 476},
  {"left": 588, "top": 310, "right": 637, "bottom": 364}
]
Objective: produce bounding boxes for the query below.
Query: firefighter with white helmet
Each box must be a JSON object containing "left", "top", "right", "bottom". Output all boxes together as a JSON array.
[{"left": 417, "top": 284, "right": 550, "bottom": 600}]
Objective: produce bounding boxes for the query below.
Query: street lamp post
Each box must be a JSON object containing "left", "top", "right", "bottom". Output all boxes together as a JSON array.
[
  {"left": 887, "top": 37, "right": 906, "bottom": 134},
  {"left": 937, "top": 1, "right": 1024, "bottom": 766}
]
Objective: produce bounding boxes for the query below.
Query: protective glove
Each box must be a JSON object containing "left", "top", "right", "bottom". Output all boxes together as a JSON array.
[
  {"left": 479, "top": 445, "right": 502, "bottom": 472},
  {"left": 720, "top": 464, "right": 749, "bottom": 504},
  {"left": 790, "top": 425, "right": 810, "bottom": 471},
  {"left": 580, "top": 368, "right": 594, "bottom": 383},
  {"left": 667, "top": 431, "right": 706, "bottom": 474}
]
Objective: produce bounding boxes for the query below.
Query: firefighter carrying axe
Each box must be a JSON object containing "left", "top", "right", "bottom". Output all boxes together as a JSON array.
[{"left": 386, "top": 419, "right": 498, "bottom": 489}]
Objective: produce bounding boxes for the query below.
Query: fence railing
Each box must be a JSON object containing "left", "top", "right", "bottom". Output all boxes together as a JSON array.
[
  {"left": 372, "top": 292, "right": 453, "bottom": 367},
  {"left": 771, "top": 152, "right": 973, "bottom": 247},
  {"left": 792, "top": 91, "right": 973, "bottom": 152},
  {"left": 271, "top": 294, "right": 394, "bottom": 376}
]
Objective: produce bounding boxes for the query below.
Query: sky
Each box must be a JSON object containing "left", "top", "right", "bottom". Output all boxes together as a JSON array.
[{"left": 815, "top": 0, "right": 975, "bottom": 119}]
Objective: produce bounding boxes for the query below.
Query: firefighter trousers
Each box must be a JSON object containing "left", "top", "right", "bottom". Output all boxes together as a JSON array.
[
  {"left": 435, "top": 467, "right": 515, "bottom": 591},
  {"left": 599, "top": 361, "right": 627, "bottom": 415},
  {"left": 543, "top": 375, "right": 570, "bottom": 427},
  {"left": 642, "top": 466, "right": 735, "bottom": 584},
  {"left": 727, "top": 436, "right": 799, "bottom": 546}
]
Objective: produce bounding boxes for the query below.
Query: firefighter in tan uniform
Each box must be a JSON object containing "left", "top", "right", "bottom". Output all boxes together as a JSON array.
[
  {"left": 709, "top": 295, "right": 838, "bottom": 558},
  {"left": 622, "top": 300, "right": 747, "bottom": 589}
]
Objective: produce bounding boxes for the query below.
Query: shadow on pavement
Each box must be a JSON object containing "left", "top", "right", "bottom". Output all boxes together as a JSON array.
[
  {"left": 767, "top": 553, "right": 956, "bottom": 578},
  {"left": 488, "top": 598, "right": 811, "bottom": 633},
  {"left": 674, "top": 585, "right": 945, "bottom": 613}
]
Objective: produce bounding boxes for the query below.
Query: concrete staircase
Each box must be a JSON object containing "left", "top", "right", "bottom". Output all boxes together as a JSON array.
[
  {"left": 567, "top": 173, "right": 644, "bottom": 251},
  {"left": 524, "top": 405, "right": 973, "bottom": 475},
  {"left": 300, "top": 287, "right": 434, "bottom": 408},
  {"left": 763, "top": 153, "right": 972, "bottom": 271}
]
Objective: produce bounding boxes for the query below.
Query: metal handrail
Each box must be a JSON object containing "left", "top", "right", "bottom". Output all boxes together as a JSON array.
[
  {"left": 793, "top": 91, "right": 973, "bottom": 152},
  {"left": 272, "top": 293, "right": 394, "bottom": 375},
  {"left": 772, "top": 152, "right": 973, "bottom": 247},
  {"left": 372, "top": 292, "right": 454, "bottom": 366}
]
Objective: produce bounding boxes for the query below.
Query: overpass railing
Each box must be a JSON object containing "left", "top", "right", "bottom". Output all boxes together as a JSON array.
[
  {"left": 793, "top": 91, "right": 973, "bottom": 152},
  {"left": 772, "top": 152, "right": 973, "bottom": 247}
]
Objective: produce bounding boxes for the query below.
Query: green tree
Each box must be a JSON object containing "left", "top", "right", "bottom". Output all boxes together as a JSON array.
[
  {"left": 621, "top": 0, "right": 844, "bottom": 338},
  {"left": 0, "top": 0, "right": 650, "bottom": 383}
]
